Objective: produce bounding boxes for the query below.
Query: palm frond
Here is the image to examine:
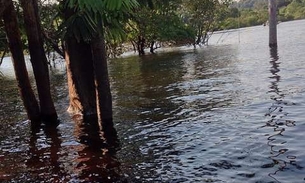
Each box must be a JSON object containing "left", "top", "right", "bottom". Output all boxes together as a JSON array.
[{"left": 62, "top": 0, "right": 138, "bottom": 42}]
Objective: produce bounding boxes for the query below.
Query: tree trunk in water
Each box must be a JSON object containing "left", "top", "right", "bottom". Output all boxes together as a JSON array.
[
  {"left": 2, "top": 1, "right": 40, "bottom": 122},
  {"left": 0, "top": 44, "right": 8, "bottom": 66},
  {"left": 195, "top": 36, "right": 201, "bottom": 45},
  {"left": 20, "top": 0, "right": 57, "bottom": 122},
  {"left": 91, "top": 29, "right": 113, "bottom": 129},
  {"left": 65, "top": 37, "right": 98, "bottom": 118},
  {"left": 269, "top": 0, "right": 277, "bottom": 47},
  {"left": 150, "top": 41, "right": 155, "bottom": 54},
  {"left": 195, "top": 27, "right": 202, "bottom": 45},
  {"left": 65, "top": 49, "right": 82, "bottom": 114},
  {"left": 63, "top": 2, "right": 98, "bottom": 122},
  {"left": 137, "top": 36, "right": 145, "bottom": 55}
]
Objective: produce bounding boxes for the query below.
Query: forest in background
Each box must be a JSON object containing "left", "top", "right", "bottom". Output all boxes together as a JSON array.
[
  {"left": 1, "top": 0, "right": 305, "bottom": 61},
  {"left": 224, "top": 0, "right": 305, "bottom": 29}
]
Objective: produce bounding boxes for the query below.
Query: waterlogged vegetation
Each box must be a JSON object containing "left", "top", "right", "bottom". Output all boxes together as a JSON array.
[
  {"left": 1, "top": 0, "right": 305, "bottom": 60},
  {"left": 1, "top": 0, "right": 305, "bottom": 182}
]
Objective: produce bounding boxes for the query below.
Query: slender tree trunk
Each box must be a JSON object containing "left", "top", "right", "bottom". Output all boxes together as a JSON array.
[
  {"left": 43, "top": 31, "right": 65, "bottom": 58},
  {"left": 131, "top": 40, "right": 137, "bottom": 53},
  {"left": 0, "top": 44, "right": 8, "bottom": 66},
  {"left": 20, "top": 0, "right": 57, "bottom": 122},
  {"left": 196, "top": 27, "right": 202, "bottom": 45},
  {"left": 0, "top": 0, "right": 10, "bottom": 16},
  {"left": 140, "top": 37, "right": 145, "bottom": 55},
  {"left": 137, "top": 36, "right": 141, "bottom": 55},
  {"left": 150, "top": 41, "right": 155, "bottom": 54},
  {"left": 65, "top": 37, "right": 98, "bottom": 118},
  {"left": 2, "top": 0, "right": 40, "bottom": 122},
  {"left": 137, "top": 36, "right": 145, "bottom": 55},
  {"left": 91, "top": 29, "right": 113, "bottom": 128},
  {"left": 269, "top": 0, "right": 277, "bottom": 47}
]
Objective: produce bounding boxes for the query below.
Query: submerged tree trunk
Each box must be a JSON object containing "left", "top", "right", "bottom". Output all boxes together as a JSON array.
[
  {"left": 2, "top": 1, "right": 40, "bottom": 121},
  {"left": 195, "top": 35, "right": 201, "bottom": 45},
  {"left": 62, "top": 1, "right": 113, "bottom": 128},
  {"left": 91, "top": 29, "right": 113, "bottom": 128},
  {"left": 63, "top": 3, "right": 98, "bottom": 122},
  {"left": 65, "top": 38, "right": 98, "bottom": 118},
  {"left": 20, "top": 0, "right": 57, "bottom": 122},
  {"left": 269, "top": 0, "right": 277, "bottom": 47},
  {"left": 137, "top": 36, "right": 145, "bottom": 55},
  {"left": 150, "top": 40, "right": 155, "bottom": 54},
  {"left": 195, "top": 26, "right": 203, "bottom": 45}
]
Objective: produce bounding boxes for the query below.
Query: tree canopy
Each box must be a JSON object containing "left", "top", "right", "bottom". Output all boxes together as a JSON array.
[
  {"left": 2, "top": 0, "right": 304, "bottom": 59},
  {"left": 224, "top": 0, "right": 305, "bottom": 29}
]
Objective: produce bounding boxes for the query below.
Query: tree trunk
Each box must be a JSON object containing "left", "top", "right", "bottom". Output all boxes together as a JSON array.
[
  {"left": 65, "top": 50, "right": 82, "bottom": 114},
  {"left": 0, "top": 0, "right": 10, "bottom": 16},
  {"left": 91, "top": 29, "right": 113, "bottom": 128},
  {"left": 65, "top": 37, "right": 98, "bottom": 118},
  {"left": 20, "top": 0, "right": 57, "bottom": 122},
  {"left": 0, "top": 44, "right": 8, "bottom": 66},
  {"left": 2, "top": 0, "right": 40, "bottom": 122},
  {"left": 62, "top": 2, "right": 98, "bottom": 121},
  {"left": 269, "top": 0, "right": 277, "bottom": 47},
  {"left": 137, "top": 36, "right": 145, "bottom": 55},
  {"left": 195, "top": 27, "right": 202, "bottom": 45},
  {"left": 43, "top": 31, "right": 65, "bottom": 58},
  {"left": 150, "top": 41, "right": 155, "bottom": 54}
]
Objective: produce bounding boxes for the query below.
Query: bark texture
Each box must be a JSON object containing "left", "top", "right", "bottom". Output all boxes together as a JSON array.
[
  {"left": 269, "top": 0, "right": 277, "bottom": 47},
  {"left": 91, "top": 31, "right": 113, "bottom": 128},
  {"left": 0, "top": 0, "right": 10, "bottom": 16},
  {"left": 65, "top": 38, "right": 98, "bottom": 117},
  {"left": 2, "top": 1, "right": 40, "bottom": 121},
  {"left": 63, "top": 1, "right": 113, "bottom": 127},
  {"left": 20, "top": 0, "right": 58, "bottom": 122}
]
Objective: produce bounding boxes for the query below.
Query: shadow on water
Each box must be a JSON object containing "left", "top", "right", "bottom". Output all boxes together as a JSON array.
[
  {"left": 72, "top": 116, "right": 122, "bottom": 183},
  {"left": 264, "top": 47, "right": 301, "bottom": 182},
  {"left": 0, "top": 116, "right": 123, "bottom": 182},
  {"left": 26, "top": 122, "right": 65, "bottom": 182}
]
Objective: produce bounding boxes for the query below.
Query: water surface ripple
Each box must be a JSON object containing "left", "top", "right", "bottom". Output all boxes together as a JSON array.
[{"left": 1, "top": 20, "right": 305, "bottom": 182}]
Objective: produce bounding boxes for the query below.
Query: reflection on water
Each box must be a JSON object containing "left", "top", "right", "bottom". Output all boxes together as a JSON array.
[
  {"left": 0, "top": 115, "right": 121, "bottom": 182},
  {"left": 1, "top": 20, "right": 305, "bottom": 182},
  {"left": 26, "top": 123, "right": 65, "bottom": 182},
  {"left": 72, "top": 116, "right": 121, "bottom": 183},
  {"left": 264, "top": 47, "right": 302, "bottom": 182}
]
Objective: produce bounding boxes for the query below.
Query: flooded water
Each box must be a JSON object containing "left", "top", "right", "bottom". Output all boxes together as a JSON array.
[{"left": 1, "top": 19, "right": 305, "bottom": 182}]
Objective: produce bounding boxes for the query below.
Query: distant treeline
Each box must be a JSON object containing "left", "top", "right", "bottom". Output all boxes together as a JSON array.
[{"left": 220, "top": 0, "right": 305, "bottom": 29}]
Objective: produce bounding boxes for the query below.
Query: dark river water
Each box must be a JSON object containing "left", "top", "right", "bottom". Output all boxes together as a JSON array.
[{"left": 1, "top": 20, "right": 305, "bottom": 183}]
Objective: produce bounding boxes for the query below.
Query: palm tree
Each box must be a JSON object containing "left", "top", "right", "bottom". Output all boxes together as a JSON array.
[{"left": 62, "top": 0, "right": 138, "bottom": 127}]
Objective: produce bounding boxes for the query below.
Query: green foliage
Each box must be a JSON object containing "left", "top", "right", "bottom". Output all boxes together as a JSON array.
[
  {"left": 182, "top": 0, "right": 232, "bottom": 44},
  {"left": 125, "top": 0, "right": 196, "bottom": 46},
  {"left": 222, "top": 0, "right": 305, "bottom": 29},
  {"left": 148, "top": 12, "right": 195, "bottom": 43},
  {"left": 65, "top": 0, "right": 138, "bottom": 12},
  {"left": 61, "top": 0, "right": 138, "bottom": 42},
  {"left": 279, "top": 0, "right": 305, "bottom": 20}
]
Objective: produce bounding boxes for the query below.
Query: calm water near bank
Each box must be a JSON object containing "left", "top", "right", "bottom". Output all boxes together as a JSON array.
[{"left": 1, "top": 20, "right": 305, "bottom": 182}]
